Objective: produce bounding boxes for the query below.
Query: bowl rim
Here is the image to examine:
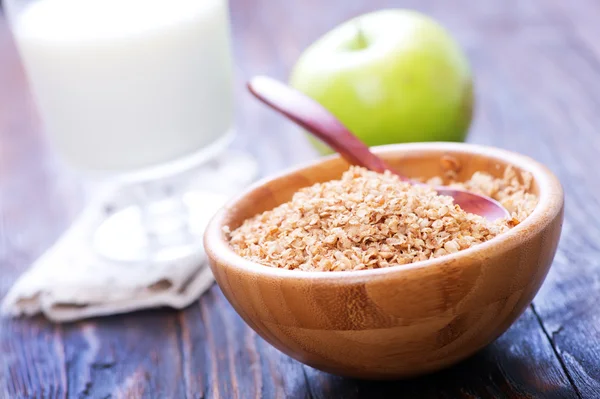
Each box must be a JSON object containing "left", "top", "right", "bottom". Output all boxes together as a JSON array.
[{"left": 204, "top": 142, "right": 564, "bottom": 282}]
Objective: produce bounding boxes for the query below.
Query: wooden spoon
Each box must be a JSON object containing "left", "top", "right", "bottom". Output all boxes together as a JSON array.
[{"left": 247, "top": 76, "right": 509, "bottom": 221}]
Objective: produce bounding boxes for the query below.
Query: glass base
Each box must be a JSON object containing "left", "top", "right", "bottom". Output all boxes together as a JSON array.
[
  {"left": 85, "top": 129, "right": 235, "bottom": 184},
  {"left": 93, "top": 190, "right": 228, "bottom": 263}
]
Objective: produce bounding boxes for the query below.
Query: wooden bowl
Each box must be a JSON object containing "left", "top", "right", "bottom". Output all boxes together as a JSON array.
[{"left": 204, "top": 142, "right": 564, "bottom": 380}]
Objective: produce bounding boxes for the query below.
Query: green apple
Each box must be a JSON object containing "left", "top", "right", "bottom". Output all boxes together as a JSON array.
[{"left": 289, "top": 9, "right": 474, "bottom": 154}]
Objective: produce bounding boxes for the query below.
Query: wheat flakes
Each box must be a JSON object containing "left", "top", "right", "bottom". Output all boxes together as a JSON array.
[{"left": 227, "top": 163, "right": 538, "bottom": 272}]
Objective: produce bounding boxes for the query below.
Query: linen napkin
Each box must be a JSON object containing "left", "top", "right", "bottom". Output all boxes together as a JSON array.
[{"left": 1, "top": 150, "right": 259, "bottom": 322}]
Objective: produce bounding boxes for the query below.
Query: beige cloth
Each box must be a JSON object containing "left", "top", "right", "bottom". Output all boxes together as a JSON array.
[{"left": 1, "top": 150, "right": 258, "bottom": 322}]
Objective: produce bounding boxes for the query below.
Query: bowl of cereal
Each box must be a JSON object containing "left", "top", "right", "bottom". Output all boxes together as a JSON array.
[{"left": 204, "top": 142, "right": 564, "bottom": 379}]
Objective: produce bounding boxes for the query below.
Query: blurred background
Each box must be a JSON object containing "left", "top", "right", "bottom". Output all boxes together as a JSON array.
[{"left": 0, "top": 0, "right": 588, "bottom": 238}]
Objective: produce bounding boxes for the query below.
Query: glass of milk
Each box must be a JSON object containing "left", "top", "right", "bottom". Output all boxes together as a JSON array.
[{"left": 6, "top": 0, "right": 238, "bottom": 262}]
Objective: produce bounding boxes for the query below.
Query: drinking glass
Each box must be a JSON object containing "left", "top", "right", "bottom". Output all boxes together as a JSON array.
[{"left": 5, "top": 0, "right": 237, "bottom": 262}]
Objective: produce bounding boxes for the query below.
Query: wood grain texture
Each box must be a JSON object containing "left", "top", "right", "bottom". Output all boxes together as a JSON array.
[
  {"left": 483, "top": 2, "right": 600, "bottom": 397},
  {"left": 205, "top": 143, "right": 564, "bottom": 379},
  {"left": 300, "top": 308, "right": 579, "bottom": 399},
  {"left": 0, "top": 0, "right": 597, "bottom": 396}
]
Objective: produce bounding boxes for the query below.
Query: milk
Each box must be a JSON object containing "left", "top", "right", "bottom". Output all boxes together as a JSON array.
[{"left": 10, "top": 0, "right": 234, "bottom": 173}]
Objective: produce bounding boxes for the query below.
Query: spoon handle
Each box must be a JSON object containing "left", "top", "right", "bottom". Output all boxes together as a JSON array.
[
  {"left": 247, "top": 76, "right": 393, "bottom": 175},
  {"left": 247, "top": 76, "right": 509, "bottom": 220}
]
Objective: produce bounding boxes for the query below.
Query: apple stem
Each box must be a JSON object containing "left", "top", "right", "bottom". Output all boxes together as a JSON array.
[{"left": 355, "top": 22, "right": 368, "bottom": 50}]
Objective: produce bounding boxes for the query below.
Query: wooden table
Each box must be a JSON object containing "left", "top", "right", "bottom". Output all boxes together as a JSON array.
[{"left": 1, "top": 0, "right": 598, "bottom": 397}]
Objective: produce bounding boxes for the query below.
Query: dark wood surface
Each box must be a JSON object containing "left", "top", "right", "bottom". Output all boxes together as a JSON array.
[{"left": 0, "top": 0, "right": 597, "bottom": 397}]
